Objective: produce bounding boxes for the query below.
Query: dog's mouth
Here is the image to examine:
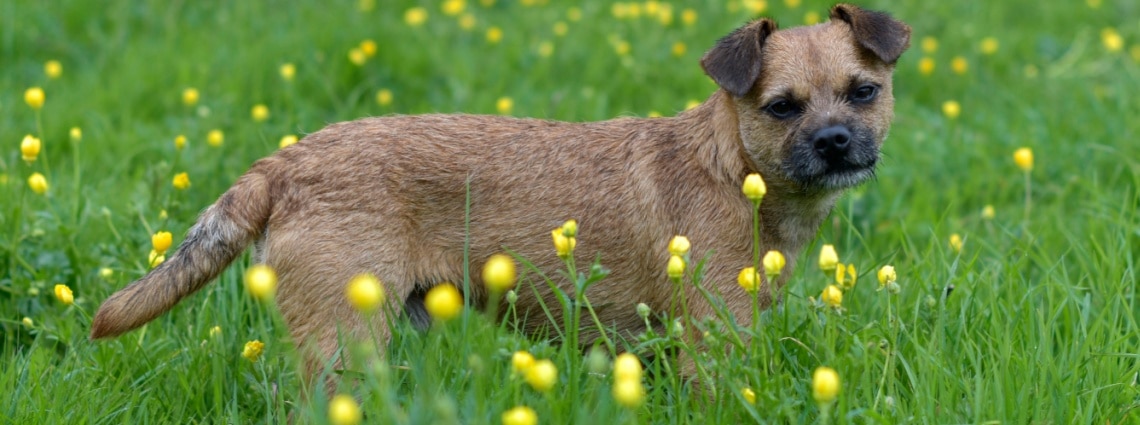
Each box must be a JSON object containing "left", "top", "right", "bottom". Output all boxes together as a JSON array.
[{"left": 783, "top": 125, "right": 880, "bottom": 191}]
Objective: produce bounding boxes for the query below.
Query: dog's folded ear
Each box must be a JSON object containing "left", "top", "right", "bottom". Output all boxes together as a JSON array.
[
  {"left": 700, "top": 19, "right": 778, "bottom": 98},
  {"left": 829, "top": 4, "right": 911, "bottom": 65}
]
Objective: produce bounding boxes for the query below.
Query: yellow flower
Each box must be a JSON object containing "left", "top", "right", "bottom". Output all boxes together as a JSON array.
[
  {"left": 741, "top": 387, "right": 757, "bottom": 404},
  {"left": 784, "top": 0, "right": 801, "bottom": 7},
  {"left": 681, "top": 8, "right": 697, "bottom": 26},
  {"left": 173, "top": 172, "right": 191, "bottom": 190},
  {"left": 242, "top": 340, "right": 265, "bottom": 362},
  {"left": 835, "top": 263, "right": 857, "bottom": 290},
  {"left": 560, "top": 219, "right": 577, "bottom": 237},
  {"left": 152, "top": 231, "right": 173, "bottom": 254},
  {"left": 458, "top": 13, "right": 476, "bottom": 30},
  {"left": 45, "top": 60, "right": 63, "bottom": 79},
  {"left": 207, "top": 129, "right": 224, "bottom": 147},
  {"left": 942, "top": 100, "right": 960, "bottom": 120},
  {"left": 804, "top": 11, "right": 820, "bottom": 25},
  {"left": 496, "top": 96, "right": 513, "bottom": 114},
  {"left": 70, "top": 127, "right": 82, "bottom": 142},
  {"left": 486, "top": 26, "right": 503, "bottom": 44},
  {"left": 405, "top": 7, "right": 428, "bottom": 26},
  {"left": 209, "top": 325, "right": 222, "bottom": 337},
  {"left": 537, "top": 41, "right": 554, "bottom": 58},
  {"left": 671, "top": 41, "right": 686, "bottom": 57},
  {"left": 613, "top": 40, "right": 631, "bottom": 56},
  {"left": 22, "top": 317, "right": 34, "bottom": 328},
  {"left": 481, "top": 254, "right": 517, "bottom": 292},
  {"left": 551, "top": 229, "right": 576, "bottom": 258},
  {"left": 501, "top": 406, "right": 537, "bottom": 425},
  {"left": 818, "top": 244, "right": 838, "bottom": 272},
  {"left": 99, "top": 267, "right": 115, "bottom": 280},
  {"left": 348, "top": 48, "right": 367, "bottom": 66},
  {"left": 612, "top": 378, "right": 646, "bottom": 408},
  {"left": 762, "top": 250, "right": 785, "bottom": 277},
  {"left": 1013, "top": 147, "right": 1033, "bottom": 172},
  {"left": 280, "top": 63, "right": 296, "bottom": 81},
  {"left": 251, "top": 104, "right": 270, "bottom": 122},
  {"left": 742, "top": 0, "right": 766, "bottom": 14},
  {"left": 359, "top": 39, "right": 377, "bottom": 57},
  {"left": 668, "top": 235, "right": 690, "bottom": 256},
  {"left": 21, "top": 135, "right": 41, "bottom": 162},
  {"left": 182, "top": 88, "right": 199, "bottom": 106},
  {"left": 358, "top": 0, "right": 375, "bottom": 12},
  {"left": 425, "top": 284, "right": 463, "bottom": 321},
  {"left": 329, "top": 394, "right": 362, "bottom": 425},
  {"left": 877, "top": 265, "right": 896, "bottom": 288},
  {"left": 737, "top": 267, "right": 760, "bottom": 293},
  {"left": 981, "top": 205, "right": 995, "bottom": 220},
  {"left": 376, "top": 89, "right": 393, "bottom": 106},
  {"left": 949, "top": 233, "right": 963, "bottom": 253},
  {"left": 524, "top": 359, "right": 557, "bottom": 392},
  {"left": 918, "top": 57, "right": 935, "bottom": 76},
  {"left": 346, "top": 273, "right": 385, "bottom": 312},
  {"left": 742, "top": 173, "right": 766, "bottom": 202},
  {"left": 25, "top": 87, "right": 45, "bottom": 110},
  {"left": 442, "top": 0, "right": 464, "bottom": 16},
  {"left": 553, "top": 21, "right": 568, "bottom": 37},
  {"left": 980, "top": 37, "right": 999, "bottom": 55},
  {"left": 950, "top": 56, "right": 968, "bottom": 75},
  {"left": 920, "top": 36, "right": 938, "bottom": 53},
  {"left": 512, "top": 350, "right": 536, "bottom": 374},
  {"left": 1102, "top": 28, "right": 1123, "bottom": 52},
  {"left": 28, "top": 172, "right": 48, "bottom": 195},
  {"left": 812, "top": 366, "right": 840, "bottom": 404},
  {"left": 245, "top": 264, "right": 278, "bottom": 301},
  {"left": 279, "top": 135, "right": 298, "bottom": 149},
  {"left": 148, "top": 249, "right": 165, "bottom": 268},
  {"left": 567, "top": 7, "right": 582, "bottom": 22},
  {"left": 820, "top": 284, "right": 842, "bottom": 308},
  {"left": 54, "top": 284, "right": 74, "bottom": 305},
  {"left": 667, "top": 255, "right": 685, "bottom": 279},
  {"left": 614, "top": 353, "right": 642, "bottom": 381},
  {"left": 174, "top": 135, "right": 187, "bottom": 150}
]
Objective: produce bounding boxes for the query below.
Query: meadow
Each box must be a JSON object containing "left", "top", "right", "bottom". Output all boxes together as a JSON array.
[{"left": 3, "top": 0, "right": 1140, "bottom": 423}]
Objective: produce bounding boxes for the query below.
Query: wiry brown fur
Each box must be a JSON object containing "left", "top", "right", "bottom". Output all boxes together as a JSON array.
[{"left": 92, "top": 4, "right": 909, "bottom": 384}]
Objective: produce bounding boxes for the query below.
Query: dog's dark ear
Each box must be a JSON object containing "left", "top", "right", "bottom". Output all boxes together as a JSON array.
[
  {"left": 700, "top": 19, "right": 778, "bottom": 98},
  {"left": 830, "top": 4, "right": 911, "bottom": 64}
]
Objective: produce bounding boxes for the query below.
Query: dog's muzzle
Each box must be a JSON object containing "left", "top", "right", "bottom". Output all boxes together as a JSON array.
[{"left": 785, "top": 124, "right": 879, "bottom": 190}]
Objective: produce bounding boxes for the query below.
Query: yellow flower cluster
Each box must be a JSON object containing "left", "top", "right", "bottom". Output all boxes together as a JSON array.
[{"left": 611, "top": 1, "right": 675, "bottom": 26}]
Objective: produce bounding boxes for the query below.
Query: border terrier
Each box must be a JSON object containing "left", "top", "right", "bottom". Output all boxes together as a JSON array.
[{"left": 92, "top": 4, "right": 909, "bottom": 380}]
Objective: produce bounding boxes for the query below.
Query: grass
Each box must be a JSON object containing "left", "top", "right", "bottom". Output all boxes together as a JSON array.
[{"left": 3, "top": 0, "right": 1140, "bottom": 423}]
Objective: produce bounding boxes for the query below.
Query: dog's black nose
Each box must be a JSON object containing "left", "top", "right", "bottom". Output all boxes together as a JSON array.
[{"left": 812, "top": 126, "right": 852, "bottom": 161}]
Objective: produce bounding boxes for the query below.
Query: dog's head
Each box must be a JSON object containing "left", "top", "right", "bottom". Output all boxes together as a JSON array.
[{"left": 701, "top": 4, "right": 911, "bottom": 192}]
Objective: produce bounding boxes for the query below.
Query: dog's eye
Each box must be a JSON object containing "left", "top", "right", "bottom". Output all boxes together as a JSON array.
[
  {"left": 850, "top": 84, "right": 878, "bottom": 103},
  {"left": 765, "top": 100, "right": 800, "bottom": 119}
]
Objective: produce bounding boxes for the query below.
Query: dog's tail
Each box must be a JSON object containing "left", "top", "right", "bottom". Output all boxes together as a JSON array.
[{"left": 90, "top": 168, "right": 273, "bottom": 339}]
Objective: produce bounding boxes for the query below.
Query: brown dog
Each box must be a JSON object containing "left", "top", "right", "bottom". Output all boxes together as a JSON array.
[{"left": 92, "top": 4, "right": 909, "bottom": 379}]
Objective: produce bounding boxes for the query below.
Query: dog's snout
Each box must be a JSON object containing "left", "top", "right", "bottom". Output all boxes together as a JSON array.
[{"left": 812, "top": 126, "right": 852, "bottom": 160}]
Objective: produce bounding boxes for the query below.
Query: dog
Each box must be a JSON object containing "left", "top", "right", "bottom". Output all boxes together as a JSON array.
[{"left": 92, "top": 4, "right": 909, "bottom": 383}]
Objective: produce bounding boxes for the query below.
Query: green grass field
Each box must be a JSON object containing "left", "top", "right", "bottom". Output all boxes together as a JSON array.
[{"left": 4, "top": 0, "right": 1140, "bottom": 423}]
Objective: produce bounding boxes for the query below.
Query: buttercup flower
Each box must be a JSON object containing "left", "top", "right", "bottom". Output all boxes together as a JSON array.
[
  {"left": 149, "top": 250, "right": 165, "bottom": 268},
  {"left": 737, "top": 267, "right": 760, "bottom": 293},
  {"left": 950, "top": 56, "right": 968, "bottom": 75},
  {"left": 511, "top": 350, "right": 535, "bottom": 374},
  {"left": 551, "top": 229, "right": 576, "bottom": 258},
  {"left": 99, "top": 267, "right": 115, "bottom": 281},
  {"left": 207, "top": 129, "right": 224, "bottom": 147},
  {"left": 21, "top": 135, "right": 41, "bottom": 162},
  {"left": 182, "top": 88, "right": 199, "bottom": 106},
  {"left": 376, "top": 89, "right": 393, "bottom": 106},
  {"left": 1013, "top": 147, "right": 1033, "bottom": 172},
  {"left": 28, "top": 173, "right": 48, "bottom": 195},
  {"left": 174, "top": 135, "right": 187, "bottom": 150},
  {"left": 980, "top": 37, "right": 999, "bottom": 55},
  {"left": 524, "top": 359, "right": 557, "bottom": 392},
  {"left": 553, "top": 22, "right": 568, "bottom": 37},
  {"left": 762, "top": 250, "right": 785, "bottom": 277},
  {"left": 942, "top": 100, "right": 960, "bottom": 119},
  {"left": 560, "top": 219, "right": 577, "bottom": 237},
  {"left": 359, "top": 39, "right": 377, "bottom": 57},
  {"left": 804, "top": 11, "right": 821, "bottom": 25},
  {"left": 613, "top": 353, "right": 642, "bottom": 381},
  {"left": 251, "top": 104, "right": 270, "bottom": 122},
  {"left": 329, "top": 394, "right": 362, "bottom": 425},
  {"left": 612, "top": 378, "right": 646, "bottom": 408},
  {"left": 949, "top": 233, "right": 963, "bottom": 253},
  {"left": 921, "top": 36, "right": 938, "bottom": 53},
  {"left": 741, "top": 387, "right": 757, "bottom": 404},
  {"left": 209, "top": 325, "right": 222, "bottom": 337},
  {"left": 668, "top": 235, "right": 690, "bottom": 256},
  {"left": 242, "top": 340, "right": 265, "bottom": 362},
  {"left": 821, "top": 284, "right": 842, "bottom": 307},
  {"left": 818, "top": 244, "right": 838, "bottom": 272},
  {"left": 346, "top": 273, "right": 385, "bottom": 312},
  {"left": 981, "top": 205, "right": 995, "bottom": 220},
  {"left": 152, "top": 231, "right": 173, "bottom": 254},
  {"left": 496, "top": 97, "right": 513, "bottom": 114},
  {"left": 501, "top": 406, "right": 537, "bottom": 425},
  {"left": 918, "top": 57, "right": 935, "bottom": 76},
  {"left": 425, "top": 284, "right": 463, "bottom": 321},
  {"left": 667, "top": 255, "right": 685, "bottom": 279},
  {"left": 404, "top": 7, "right": 428, "bottom": 26},
  {"left": 54, "top": 284, "right": 74, "bottom": 305},
  {"left": 835, "top": 263, "right": 856, "bottom": 290},
  {"left": 280, "top": 63, "right": 296, "bottom": 81},
  {"left": 482, "top": 254, "right": 517, "bottom": 292},
  {"left": 244, "top": 264, "right": 278, "bottom": 301},
  {"left": 877, "top": 265, "right": 896, "bottom": 288},
  {"left": 672, "top": 41, "right": 686, "bottom": 57},
  {"left": 45, "top": 60, "right": 62, "bottom": 79},
  {"left": 458, "top": 14, "right": 476, "bottom": 30},
  {"left": 441, "top": 0, "right": 464, "bottom": 16},
  {"left": 173, "top": 172, "right": 191, "bottom": 190},
  {"left": 70, "top": 127, "right": 82, "bottom": 142},
  {"left": 1102, "top": 28, "right": 1123, "bottom": 52},
  {"left": 279, "top": 135, "right": 298, "bottom": 149},
  {"left": 348, "top": 48, "right": 366, "bottom": 66},
  {"left": 812, "top": 366, "right": 840, "bottom": 404},
  {"left": 742, "top": 173, "right": 766, "bottom": 202},
  {"left": 486, "top": 26, "right": 503, "bottom": 44},
  {"left": 25, "top": 87, "right": 45, "bottom": 110},
  {"left": 681, "top": 8, "right": 697, "bottom": 26}
]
